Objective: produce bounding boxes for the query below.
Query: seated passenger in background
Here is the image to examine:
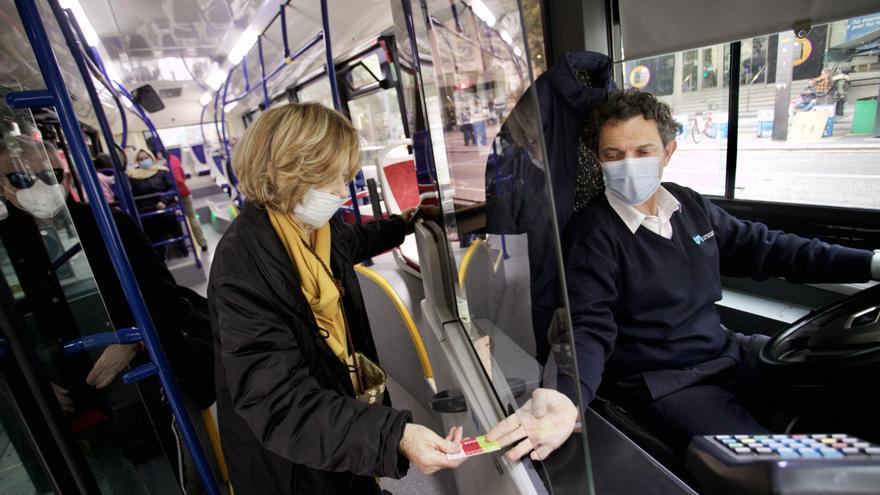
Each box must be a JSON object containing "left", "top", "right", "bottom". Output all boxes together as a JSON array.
[
  {"left": 92, "top": 152, "right": 117, "bottom": 204},
  {"left": 127, "top": 149, "right": 185, "bottom": 256},
  {"left": 562, "top": 90, "right": 880, "bottom": 445}
]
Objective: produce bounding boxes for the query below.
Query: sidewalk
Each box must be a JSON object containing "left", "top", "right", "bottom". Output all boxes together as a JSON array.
[{"left": 677, "top": 133, "right": 880, "bottom": 152}]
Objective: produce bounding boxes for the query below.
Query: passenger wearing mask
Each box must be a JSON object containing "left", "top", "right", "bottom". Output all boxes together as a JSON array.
[
  {"left": 209, "top": 102, "right": 467, "bottom": 494},
  {"left": 128, "top": 149, "right": 185, "bottom": 256},
  {"left": 563, "top": 90, "right": 880, "bottom": 445},
  {"left": 0, "top": 141, "right": 209, "bottom": 491},
  {"left": 92, "top": 152, "right": 118, "bottom": 204}
]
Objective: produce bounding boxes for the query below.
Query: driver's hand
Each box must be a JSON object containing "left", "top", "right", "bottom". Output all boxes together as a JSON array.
[
  {"left": 86, "top": 343, "right": 140, "bottom": 389},
  {"left": 51, "top": 382, "right": 74, "bottom": 413},
  {"left": 486, "top": 388, "right": 578, "bottom": 461}
]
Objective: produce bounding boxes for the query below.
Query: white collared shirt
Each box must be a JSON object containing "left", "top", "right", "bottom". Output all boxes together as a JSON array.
[{"left": 605, "top": 186, "right": 681, "bottom": 239}]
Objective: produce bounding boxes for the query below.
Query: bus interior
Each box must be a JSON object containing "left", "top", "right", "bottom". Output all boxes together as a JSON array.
[{"left": 1, "top": 0, "right": 879, "bottom": 494}]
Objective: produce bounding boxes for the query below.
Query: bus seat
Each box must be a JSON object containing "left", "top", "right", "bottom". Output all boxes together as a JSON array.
[
  {"left": 355, "top": 264, "right": 437, "bottom": 408},
  {"left": 458, "top": 239, "right": 506, "bottom": 323},
  {"left": 378, "top": 142, "right": 421, "bottom": 214}
]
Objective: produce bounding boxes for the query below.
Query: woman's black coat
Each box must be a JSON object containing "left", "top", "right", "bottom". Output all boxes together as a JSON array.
[{"left": 208, "top": 201, "right": 412, "bottom": 494}]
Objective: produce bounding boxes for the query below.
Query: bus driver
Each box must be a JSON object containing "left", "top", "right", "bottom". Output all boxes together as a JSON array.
[{"left": 562, "top": 89, "right": 880, "bottom": 445}]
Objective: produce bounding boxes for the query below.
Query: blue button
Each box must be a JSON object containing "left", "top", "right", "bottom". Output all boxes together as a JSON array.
[
  {"left": 799, "top": 450, "right": 821, "bottom": 458},
  {"left": 821, "top": 451, "right": 844, "bottom": 459}
]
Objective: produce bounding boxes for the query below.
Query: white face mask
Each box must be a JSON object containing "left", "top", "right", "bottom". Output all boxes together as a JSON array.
[
  {"left": 15, "top": 180, "right": 66, "bottom": 219},
  {"left": 600, "top": 155, "right": 662, "bottom": 206},
  {"left": 293, "top": 189, "right": 346, "bottom": 228}
]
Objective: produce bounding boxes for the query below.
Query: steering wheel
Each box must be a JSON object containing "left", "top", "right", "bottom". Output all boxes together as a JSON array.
[{"left": 759, "top": 284, "right": 880, "bottom": 380}]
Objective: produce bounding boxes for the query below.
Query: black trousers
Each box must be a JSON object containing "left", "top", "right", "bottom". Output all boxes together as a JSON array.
[{"left": 610, "top": 333, "right": 780, "bottom": 447}]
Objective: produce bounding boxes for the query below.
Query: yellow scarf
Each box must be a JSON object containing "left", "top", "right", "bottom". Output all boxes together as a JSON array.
[{"left": 268, "top": 209, "right": 349, "bottom": 362}]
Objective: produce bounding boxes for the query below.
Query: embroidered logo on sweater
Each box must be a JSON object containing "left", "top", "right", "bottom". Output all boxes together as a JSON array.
[{"left": 692, "top": 230, "right": 715, "bottom": 245}]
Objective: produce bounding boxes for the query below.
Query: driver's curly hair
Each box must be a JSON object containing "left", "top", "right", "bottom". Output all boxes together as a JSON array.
[{"left": 585, "top": 89, "right": 682, "bottom": 152}]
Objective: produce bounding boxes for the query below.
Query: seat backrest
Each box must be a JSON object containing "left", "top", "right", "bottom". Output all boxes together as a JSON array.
[
  {"left": 355, "top": 265, "right": 436, "bottom": 407},
  {"left": 378, "top": 142, "right": 420, "bottom": 214},
  {"left": 458, "top": 240, "right": 506, "bottom": 323}
]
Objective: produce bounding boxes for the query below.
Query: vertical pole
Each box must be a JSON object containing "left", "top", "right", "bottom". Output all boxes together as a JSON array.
[
  {"left": 14, "top": 0, "right": 220, "bottom": 493},
  {"left": 258, "top": 36, "right": 271, "bottom": 109},
  {"left": 725, "top": 41, "right": 741, "bottom": 199},
  {"left": 320, "top": 0, "right": 360, "bottom": 223},
  {"left": 280, "top": 4, "right": 291, "bottom": 59},
  {"left": 772, "top": 32, "right": 794, "bottom": 141}
]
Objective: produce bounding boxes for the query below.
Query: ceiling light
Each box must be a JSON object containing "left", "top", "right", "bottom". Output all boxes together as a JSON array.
[
  {"left": 59, "top": 0, "right": 99, "bottom": 46},
  {"left": 206, "top": 66, "right": 226, "bottom": 91},
  {"left": 471, "top": 0, "right": 496, "bottom": 28},
  {"left": 514, "top": 46, "right": 522, "bottom": 57},
  {"left": 228, "top": 29, "right": 258, "bottom": 65},
  {"left": 200, "top": 92, "right": 213, "bottom": 106}
]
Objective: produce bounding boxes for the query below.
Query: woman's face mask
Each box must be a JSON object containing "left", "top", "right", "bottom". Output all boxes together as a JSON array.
[
  {"left": 12, "top": 179, "right": 67, "bottom": 219},
  {"left": 137, "top": 158, "right": 154, "bottom": 169},
  {"left": 293, "top": 189, "right": 346, "bottom": 228},
  {"left": 600, "top": 155, "right": 663, "bottom": 206}
]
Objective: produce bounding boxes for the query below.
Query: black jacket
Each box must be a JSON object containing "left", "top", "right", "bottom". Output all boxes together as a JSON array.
[{"left": 208, "top": 202, "right": 412, "bottom": 494}]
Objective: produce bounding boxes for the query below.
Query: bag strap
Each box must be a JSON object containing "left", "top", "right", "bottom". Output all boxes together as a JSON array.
[{"left": 302, "top": 241, "right": 364, "bottom": 391}]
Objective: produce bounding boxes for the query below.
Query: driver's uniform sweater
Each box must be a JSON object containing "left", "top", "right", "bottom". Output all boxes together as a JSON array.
[{"left": 561, "top": 182, "right": 873, "bottom": 405}]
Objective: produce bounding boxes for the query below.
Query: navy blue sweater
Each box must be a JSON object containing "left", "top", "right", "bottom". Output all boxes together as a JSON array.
[{"left": 562, "top": 183, "right": 873, "bottom": 405}]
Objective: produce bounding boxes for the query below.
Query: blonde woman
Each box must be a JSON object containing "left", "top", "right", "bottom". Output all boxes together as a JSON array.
[{"left": 208, "top": 102, "right": 464, "bottom": 494}]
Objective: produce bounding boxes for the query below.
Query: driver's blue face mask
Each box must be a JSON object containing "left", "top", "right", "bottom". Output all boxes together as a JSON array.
[{"left": 600, "top": 156, "right": 662, "bottom": 206}]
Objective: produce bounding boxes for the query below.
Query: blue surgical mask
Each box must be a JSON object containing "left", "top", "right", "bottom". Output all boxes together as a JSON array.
[
  {"left": 137, "top": 158, "right": 154, "bottom": 169},
  {"left": 600, "top": 156, "right": 662, "bottom": 206}
]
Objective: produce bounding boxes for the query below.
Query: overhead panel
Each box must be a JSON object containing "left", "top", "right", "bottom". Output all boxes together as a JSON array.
[{"left": 618, "top": 0, "right": 880, "bottom": 60}]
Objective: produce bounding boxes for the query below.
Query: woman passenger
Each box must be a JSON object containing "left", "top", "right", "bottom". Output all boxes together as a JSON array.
[
  {"left": 208, "top": 102, "right": 465, "bottom": 494},
  {"left": 127, "top": 149, "right": 185, "bottom": 256}
]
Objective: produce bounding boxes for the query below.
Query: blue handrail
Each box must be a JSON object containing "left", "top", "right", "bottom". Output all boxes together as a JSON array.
[{"left": 11, "top": 1, "right": 220, "bottom": 493}]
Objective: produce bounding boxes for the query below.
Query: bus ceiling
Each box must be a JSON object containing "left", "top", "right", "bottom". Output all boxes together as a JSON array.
[{"left": 617, "top": 0, "right": 880, "bottom": 60}]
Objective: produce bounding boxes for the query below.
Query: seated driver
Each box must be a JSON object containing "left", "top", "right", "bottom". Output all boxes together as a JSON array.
[{"left": 562, "top": 89, "right": 880, "bottom": 444}]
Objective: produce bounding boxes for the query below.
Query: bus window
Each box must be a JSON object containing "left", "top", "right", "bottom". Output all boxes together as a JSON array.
[
  {"left": 623, "top": 44, "right": 732, "bottom": 197},
  {"left": 296, "top": 76, "right": 335, "bottom": 109},
  {"left": 733, "top": 13, "right": 880, "bottom": 210}
]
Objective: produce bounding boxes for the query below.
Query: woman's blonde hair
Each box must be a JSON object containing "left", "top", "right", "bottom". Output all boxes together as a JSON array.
[{"left": 232, "top": 102, "right": 360, "bottom": 212}]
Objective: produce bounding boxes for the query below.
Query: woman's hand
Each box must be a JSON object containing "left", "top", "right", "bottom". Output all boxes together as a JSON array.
[
  {"left": 86, "top": 343, "right": 141, "bottom": 389},
  {"left": 486, "top": 388, "right": 578, "bottom": 462},
  {"left": 399, "top": 424, "right": 467, "bottom": 474},
  {"left": 156, "top": 201, "right": 167, "bottom": 210},
  {"left": 402, "top": 204, "right": 441, "bottom": 234}
]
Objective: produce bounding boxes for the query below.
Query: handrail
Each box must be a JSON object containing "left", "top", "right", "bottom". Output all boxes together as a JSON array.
[
  {"left": 11, "top": 0, "right": 220, "bottom": 493},
  {"left": 354, "top": 264, "right": 435, "bottom": 383},
  {"left": 60, "top": 10, "right": 139, "bottom": 223}
]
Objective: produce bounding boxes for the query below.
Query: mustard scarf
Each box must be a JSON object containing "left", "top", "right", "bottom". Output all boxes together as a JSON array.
[{"left": 268, "top": 209, "right": 349, "bottom": 362}]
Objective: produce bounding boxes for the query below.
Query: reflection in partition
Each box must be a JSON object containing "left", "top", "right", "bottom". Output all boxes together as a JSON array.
[
  {"left": 0, "top": 86, "right": 183, "bottom": 492},
  {"left": 395, "top": 0, "right": 596, "bottom": 493}
]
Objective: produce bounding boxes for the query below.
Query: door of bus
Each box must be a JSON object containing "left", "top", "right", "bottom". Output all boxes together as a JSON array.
[{"left": 0, "top": 48, "right": 185, "bottom": 495}]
